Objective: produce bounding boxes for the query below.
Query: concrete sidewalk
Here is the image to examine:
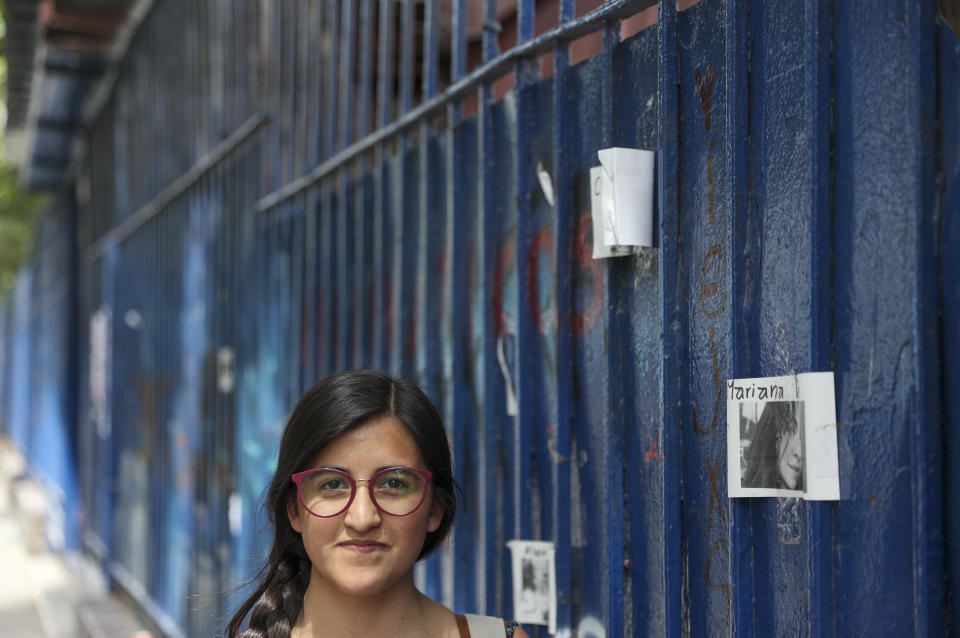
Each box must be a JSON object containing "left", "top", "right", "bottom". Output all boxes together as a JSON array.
[
  {"left": 0, "top": 449, "right": 84, "bottom": 638},
  {"left": 0, "top": 439, "right": 159, "bottom": 638}
]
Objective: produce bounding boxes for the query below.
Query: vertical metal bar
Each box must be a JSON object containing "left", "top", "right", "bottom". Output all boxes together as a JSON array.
[
  {"left": 393, "top": 0, "right": 411, "bottom": 381},
  {"left": 726, "top": 0, "right": 753, "bottom": 631},
  {"left": 309, "top": 0, "right": 322, "bottom": 166},
  {"left": 656, "top": 1, "right": 683, "bottom": 635},
  {"left": 211, "top": 0, "right": 223, "bottom": 147},
  {"left": 375, "top": 151, "right": 393, "bottom": 371},
  {"left": 422, "top": 0, "right": 438, "bottom": 100},
  {"left": 198, "top": 0, "right": 209, "bottom": 154},
  {"left": 316, "top": 185, "right": 330, "bottom": 378},
  {"left": 218, "top": 154, "right": 231, "bottom": 606},
  {"left": 339, "top": 1, "right": 357, "bottom": 150},
  {"left": 358, "top": 0, "right": 375, "bottom": 140},
  {"left": 359, "top": 167, "right": 375, "bottom": 368},
  {"left": 449, "top": 0, "right": 466, "bottom": 125},
  {"left": 600, "top": 11, "right": 624, "bottom": 637},
  {"left": 325, "top": 180, "right": 339, "bottom": 378},
  {"left": 277, "top": 1, "right": 289, "bottom": 189},
  {"left": 513, "top": 0, "right": 537, "bottom": 563},
  {"left": 350, "top": 168, "right": 361, "bottom": 369},
  {"left": 478, "top": 0, "right": 499, "bottom": 614},
  {"left": 213, "top": 0, "right": 224, "bottom": 146},
  {"left": 355, "top": 0, "right": 374, "bottom": 368},
  {"left": 145, "top": 21, "right": 157, "bottom": 203},
  {"left": 376, "top": 0, "right": 395, "bottom": 128},
  {"left": 295, "top": 0, "right": 309, "bottom": 176},
  {"left": 517, "top": 0, "right": 534, "bottom": 43},
  {"left": 373, "top": 0, "right": 393, "bottom": 369},
  {"left": 269, "top": 0, "right": 282, "bottom": 192},
  {"left": 415, "top": 140, "right": 428, "bottom": 389},
  {"left": 292, "top": 197, "right": 305, "bottom": 396},
  {"left": 302, "top": 187, "right": 317, "bottom": 385},
  {"left": 336, "top": 168, "right": 350, "bottom": 372},
  {"left": 445, "top": 0, "right": 468, "bottom": 610},
  {"left": 908, "top": 2, "right": 943, "bottom": 634},
  {"left": 225, "top": 0, "right": 236, "bottom": 132},
  {"left": 415, "top": 134, "right": 441, "bottom": 603},
  {"left": 209, "top": 92, "right": 220, "bottom": 632},
  {"left": 483, "top": 0, "right": 497, "bottom": 61},
  {"left": 387, "top": 155, "right": 402, "bottom": 375},
  {"left": 282, "top": 0, "right": 296, "bottom": 184},
  {"left": 551, "top": 0, "right": 575, "bottom": 631},
  {"left": 939, "top": 18, "right": 960, "bottom": 635},
  {"left": 400, "top": 0, "right": 415, "bottom": 112},
  {"left": 805, "top": 0, "right": 835, "bottom": 635},
  {"left": 324, "top": 2, "right": 341, "bottom": 159},
  {"left": 832, "top": 0, "right": 942, "bottom": 631},
  {"left": 371, "top": 150, "right": 385, "bottom": 369},
  {"left": 418, "top": 0, "right": 438, "bottom": 384},
  {"left": 392, "top": 0, "right": 415, "bottom": 377},
  {"left": 153, "top": 202, "right": 166, "bottom": 614},
  {"left": 204, "top": 173, "right": 218, "bottom": 636},
  {"left": 414, "top": 0, "right": 443, "bottom": 602}
]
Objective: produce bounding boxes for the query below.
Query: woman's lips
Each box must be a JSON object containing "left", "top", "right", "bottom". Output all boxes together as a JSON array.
[{"left": 339, "top": 541, "right": 387, "bottom": 554}]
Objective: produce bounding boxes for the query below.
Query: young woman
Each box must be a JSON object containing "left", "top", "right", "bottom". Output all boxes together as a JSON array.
[
  {"left": 742, "top": 401, "right": 804, "bottom": 491},
  {"left": 227, "top": 369, "right": 529, "bottom": 638}
]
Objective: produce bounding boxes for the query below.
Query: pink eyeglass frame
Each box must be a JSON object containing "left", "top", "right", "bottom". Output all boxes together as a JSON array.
[{"left": 291, "top": 466, "right": 434, "bottom": 518}]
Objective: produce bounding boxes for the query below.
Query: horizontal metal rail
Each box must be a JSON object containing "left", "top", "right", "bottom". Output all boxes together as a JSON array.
[
  {"left": 255, "top": 0, "right": 655, "bottom": 213},
  {"left": 85, "top": 113, "right": 267, "bottom": 262}
]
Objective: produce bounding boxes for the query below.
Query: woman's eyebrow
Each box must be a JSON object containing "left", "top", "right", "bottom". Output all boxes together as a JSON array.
[
  {"left": 375, "top": 465, "right": 407, "bottom": 473},
  {"left": 315, "top": 465, "right": 410, "bottom": 474},
  {"left": 315, "top": 465, "right": 349, "bottom": 473}
]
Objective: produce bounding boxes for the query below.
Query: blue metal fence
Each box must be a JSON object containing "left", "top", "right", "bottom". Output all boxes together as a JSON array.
[{"left": 1, "top": 0, "right": 959, "bottom": 636}]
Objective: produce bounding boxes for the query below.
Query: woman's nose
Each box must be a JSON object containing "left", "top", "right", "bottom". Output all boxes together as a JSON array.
[{"left": 344, "top": 483, "right": 382, "bottom": 530}]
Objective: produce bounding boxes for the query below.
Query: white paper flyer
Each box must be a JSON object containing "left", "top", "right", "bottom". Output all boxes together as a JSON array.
[{"left": 727, "top": 371, "right": 839, "bottom": 500}]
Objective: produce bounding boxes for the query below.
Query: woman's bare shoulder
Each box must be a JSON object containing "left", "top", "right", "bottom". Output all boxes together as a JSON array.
[
  {"left": 420, "top": 595, "right": 462, "bottom": 638},
  {"left": 511, "top": 626, "right": 531, "bottom": 638}
]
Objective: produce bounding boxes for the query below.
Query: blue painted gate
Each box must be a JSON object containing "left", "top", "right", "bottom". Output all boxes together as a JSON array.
[{"left": 1, "top": 0, "right": 959, "bottom": 636}]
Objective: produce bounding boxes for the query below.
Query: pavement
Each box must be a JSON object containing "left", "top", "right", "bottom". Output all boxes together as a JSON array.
[
  {"left": 0, "top": 443, "right": 85, "bottom": 638},
  {"left": 0, "top": 437, "right": 153, "bottom": 638},
  {"left": 0, "top": 437, "right": 175, "bottom": 638}
]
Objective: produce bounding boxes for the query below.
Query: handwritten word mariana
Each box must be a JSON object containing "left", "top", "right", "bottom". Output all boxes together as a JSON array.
[{"left": 726, "top": 379, "right": 785, "bottom": 402}]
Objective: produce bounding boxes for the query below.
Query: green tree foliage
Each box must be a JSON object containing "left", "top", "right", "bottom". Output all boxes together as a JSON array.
[
  {"left": 0, "top": 163, "right": 46, "bottom": 294},
  {"left": 0, "top": 0, "right": 48, "bottom": 296}
]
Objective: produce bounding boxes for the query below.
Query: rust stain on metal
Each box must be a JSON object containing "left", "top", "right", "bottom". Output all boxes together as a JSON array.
[{"left": 644, "top": 441, "right": 660, "bottom": 462}]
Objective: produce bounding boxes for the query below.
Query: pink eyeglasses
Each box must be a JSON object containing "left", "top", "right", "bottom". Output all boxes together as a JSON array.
[{"left": 291, "top": 466, "right": 433, "bottom": 518}]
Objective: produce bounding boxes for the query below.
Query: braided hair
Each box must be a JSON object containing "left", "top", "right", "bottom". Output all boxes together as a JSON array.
[{"left": 226, "top": 370, "right": 458, "bottom": 637}]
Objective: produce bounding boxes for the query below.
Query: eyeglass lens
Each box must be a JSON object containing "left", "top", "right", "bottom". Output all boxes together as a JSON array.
[{"left": 299, "top": 468, "right": 427, "bottom": 517}]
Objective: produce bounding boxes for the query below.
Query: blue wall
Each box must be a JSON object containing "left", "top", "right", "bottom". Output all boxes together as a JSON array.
[{"left": 1, "top": 0, "right": 958, "bottom": 636}]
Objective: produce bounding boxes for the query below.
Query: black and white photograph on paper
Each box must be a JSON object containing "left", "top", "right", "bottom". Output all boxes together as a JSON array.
[
  {"left": 738, "top": 401, "right": 806, "bottom": 493},
  {"left": 506, "top": 540, "right": 557, "bottom": 634},
  {"left": 727, "top": 372, "right": 840, "bottom": 500}
]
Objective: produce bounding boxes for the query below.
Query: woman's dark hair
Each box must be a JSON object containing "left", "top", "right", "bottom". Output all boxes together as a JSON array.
[
  {"left": 226, "top": 369, "right": 457, "bottom": 637},
  {"left": 742, "top": 401, "right": 799, "bottom": 489}
]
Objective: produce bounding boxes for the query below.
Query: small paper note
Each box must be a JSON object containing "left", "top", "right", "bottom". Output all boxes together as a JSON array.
[
  {"left": 590, "top": 167, "right": 634, "bottom": 259},
  {"left": 596, "top": 147, "right": 655, "bottom": 248},
  {"left": 507, "top": 540, "right": 557, "bottom": 634}
]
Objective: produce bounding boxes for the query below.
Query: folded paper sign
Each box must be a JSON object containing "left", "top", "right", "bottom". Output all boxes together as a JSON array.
[{"left": 590, "top": 147, "right": 655, "bottom": 258}]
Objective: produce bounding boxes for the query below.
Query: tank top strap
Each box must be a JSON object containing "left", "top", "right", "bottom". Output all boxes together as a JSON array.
[
  {"left": 455, "top": 614, "right": 471, "bottom": 637},
  {"left": 460, "top": 613, "right": 511, "bottom": 637}
]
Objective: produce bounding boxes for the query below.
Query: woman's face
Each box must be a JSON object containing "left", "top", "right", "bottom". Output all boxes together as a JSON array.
[
  {"left": 777, "top": 430, "right": 802, "bottom": 489},
  {"left": 287, "top": 416, "right": 442, "bottom": 598}
]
